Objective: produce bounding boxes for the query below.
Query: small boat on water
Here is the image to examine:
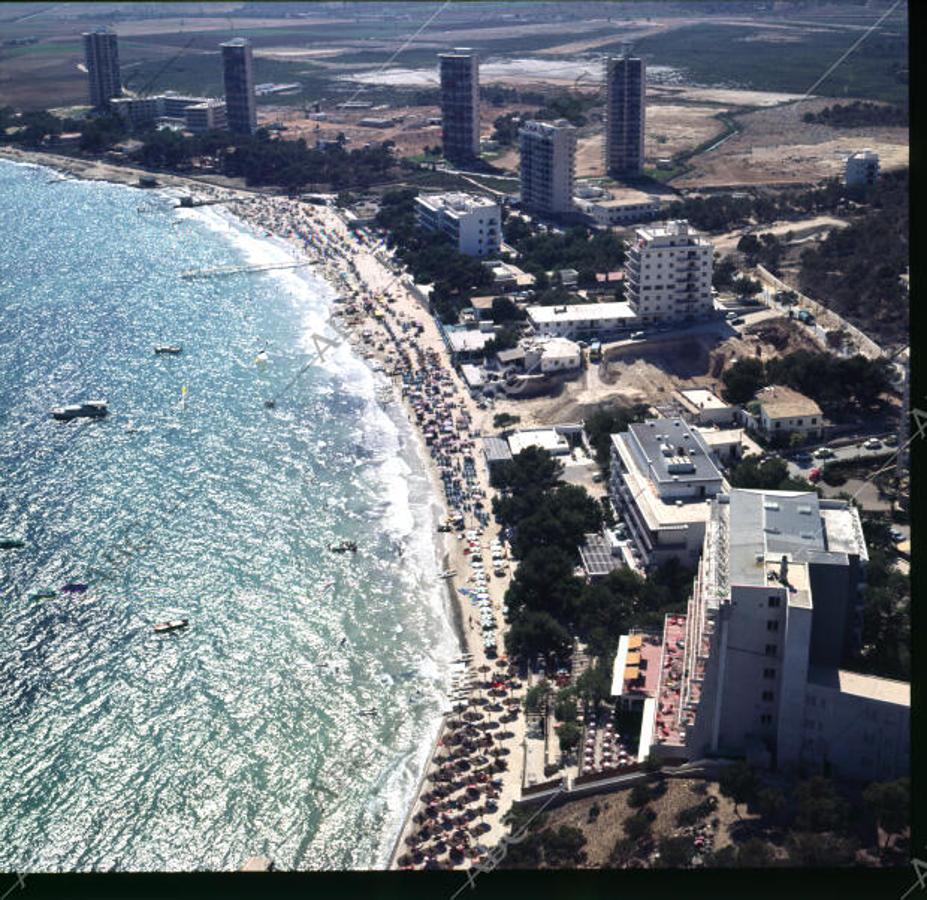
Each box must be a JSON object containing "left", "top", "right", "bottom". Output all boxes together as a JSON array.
[
  {"left": 29, "top": 589, "right": 57, "bottom": 602},
  {"left": 438, "top": 570, "right": 456, "bottom": 579},
  {"left": 154, "top": 345, "right": 183, "bottom": 355},
  {"left": 60, "top": 583, "right": 88, "bottom": 593},
  {"left": 50, "top": 400, "right": 108, "bottom": 421},
  {"left": 329, "top": 541, "right": 357, "bottom": 553},
  {"left": 0, "top": 537, "right": 25, "bottom": 550},
  {"left": 154, "top": 619, "right": 189, "bottom": 634}
]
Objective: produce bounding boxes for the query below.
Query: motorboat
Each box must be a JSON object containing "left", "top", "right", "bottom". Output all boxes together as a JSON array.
[
  {"left": 329, "top": 541, "right": 358, "bottom": 553},
  {"left": 50, "top": 400, "right": 108, "bottom": 421},
  {"left": 0, "top": 537, "right": 25, "bottom": 550},
  {"left": 154, "top": 619, "right": 189, "bottom": 634},
  {"left": 438, "top": 570, "right": 456, "bottom": 579},
  {"left": 60, "top": 583, "right": 88, "bottom": 593},
  {"left": 154, "top": 345, "right": 183, "bottom": 355},
  {"left": 29, "top": 589, "right": 57, "bottom": 601}
]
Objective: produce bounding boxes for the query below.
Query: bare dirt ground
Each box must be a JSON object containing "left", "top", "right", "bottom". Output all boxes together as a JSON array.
[
  {"left": 541, "top": 777, "right": 757, "bottom": 867},
  {"left": 674, "top": 97, "right": 909, "bottom": 188},
  {"left": 269, "top": 101, "right": 534, "bottom": 161},
  {"left": 711, "top": 215, "right": 850, "bottom": 256}
]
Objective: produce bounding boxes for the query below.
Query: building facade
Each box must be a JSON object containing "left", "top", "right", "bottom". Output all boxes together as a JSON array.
[
  {"left": 845, "top": 149, "right": 880, "bottom": 187},
  {"left": 185, "top": 100, "right": 228, "bottom": 133},
  {"left": 110, "top": 96, "right": 162, "bottom": 127},
  {"left": 414, "top": 192, "right": 501, "bottom": 257},
  {"left": 605, "top": 54, "right": 646, "bottom": 178},
  {"left": 439, "top": 49, "right": 480, "bottom": 163},
  {"left": 575, "top": 195, "right": 663, "bottom": 227},
  {"left": 751, "top": 385, "right": 824, "bottom": 441},
  {"left": 527, "top": 302, "right": 637, "bottom": 340},
  {"left": 518, "top": 119, "right": 576, "bottom": 215},
  {"left": 83, "top": 28, "right": 122, "bottom": 109},
  {"left": 609, "top": 417, "right": 726, "bottom": 569},
  {"left": 624, "top": 220, "right": 714, "bottom": 324},
  {"left": 221, "top": 38, "right": 257, "bottom": 136},
  {"left": 645, "top": 488, "right": 907, "bottom": 782}
]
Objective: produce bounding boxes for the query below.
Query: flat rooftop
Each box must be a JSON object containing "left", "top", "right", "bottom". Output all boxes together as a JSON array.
[
  {"left": 527, "top": 302, "right": 636, "bottom": 324},
  {"left": 679, "top": 388, "right": 729, "bottom": 411},
  {"left": 508, "top": 428, "right": 569, "bottom": 457},
  {"left": 635, "top": 220, "right": 709, "bottom": 244},
  {"left": 446, "top": 330, "right": 493, "bottom": 353},
  {"left": 808, "top": 666, "right": 909, "bottom": 706},
  {"left": 417, "top": 192, "right": 498, "bottom": 215},
  {"left": 625, "top": 418, "right": 724, "bottom": 486}
]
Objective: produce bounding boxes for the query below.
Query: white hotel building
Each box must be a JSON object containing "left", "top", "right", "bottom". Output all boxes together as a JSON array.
[
  {"left": 414, "top": 192, "right": 501, "bottom": 257},
  {"left": 624, "top": 220, "right": 714, "bottom": 325},
  {"left": 641, "top": 488, "right": 909, "bottom": 782}
]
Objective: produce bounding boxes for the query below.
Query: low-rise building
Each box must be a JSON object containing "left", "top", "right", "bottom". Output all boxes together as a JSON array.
[
  {"left": 482, "top": 260, "right": 536, "bottom": 292},
  {"left": 751, "top": 385, "right": 824, "bottom": 441},
  {"left": 523, "top": 336, "right": 582, "bottom": 374},
  {"left": 610, "top": 417, "right": 727, "bottom": 569},
  {"left": 676, "top": 388, "right": 735, "bottom": 426},
  {"left": 184, "top": 100, "right": 227, "bottom": 133},
  {"left": 415, "top": 192, "right": 501, "bottom": 257},
  {"left": 575, "top": 190, "right": 663, "bottom": 227},
  {"left": 527, "top": 302, "right": 637, "bottom": 340},
  {"left": 507, "top": 427, "right": 571, "bottom": 458},
  {"left": 443, "top": 327, "right": 494, "bottom": 364}
]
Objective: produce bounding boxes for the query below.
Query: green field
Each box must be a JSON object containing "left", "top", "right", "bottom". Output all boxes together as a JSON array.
[{"left": 622, "top": 22, "right": 908, "bottom": 105}]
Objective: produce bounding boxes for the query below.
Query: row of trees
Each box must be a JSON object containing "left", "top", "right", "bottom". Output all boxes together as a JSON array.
[
  {"left": 802, "top": 100, "right": 908, "bottom": 129},
  {"left": 721, "top": 351, "right": 893, "bottom": 414},
  {"left": 492, "top": 446, "right": 691, "bottom": 664}
]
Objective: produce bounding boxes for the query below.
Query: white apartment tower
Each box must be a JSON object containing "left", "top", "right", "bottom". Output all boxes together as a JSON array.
[
  {"left": 82, "top": 28, "right": 122, "bottom": 109},
  {"left": 624, "top": 220, "right": 713, "bottom": 324},
  {"left": 518, "top": 119, "right": 576, "bottom": 215},
  {"left": 605, "top": 53, "right": 646, "bottom": 178},
  {"left": 439, "top": 49, "right": 480, "bottom": 162}
]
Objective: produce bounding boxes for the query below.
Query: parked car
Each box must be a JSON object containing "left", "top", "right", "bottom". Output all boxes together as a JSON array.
[
  {"left": 890, "top": 529, "right": 904, "bottom": 543},
  {"left": 813, "top": 447, "right": 835, "bottom": 459},
  {"left": 725, "top": 311, "right": 739, "bottom": 320},
  {"left": 863, "top": 438, "right": 882, "bottom": 450},
  {"left": 884, "top": 434, "right": 899, "bottom": 447},
  {"left": 630, "top": 331, "right": 646, "bottom": 340},
  {"left": 730, "top": 317, "right": 745, "bottom": 325}
]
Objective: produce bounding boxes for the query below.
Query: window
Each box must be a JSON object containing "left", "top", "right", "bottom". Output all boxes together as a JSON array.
[
  {"left": 767, "top": 620, "right": 779, "bottom": 632},
  {"left": 768, "top": 596, "right": 781, "bottom": 608},
  {"left": 811, "top": 417, "right": 817, "bottom": 425},
  {"left": 796, "top": 419, "right": 803, "bottom": 426},
  {"left": 763, "top": 668, "right": 776, "bottom": 679},
  {"left": 762, "top": 691, "right": 774, "bottom": 702},
  {"left": 765, "top": 644, "right": 777, "bottom": 657},
  {"left": 760, "top": 714, "right": 773, "bottom": 725}
]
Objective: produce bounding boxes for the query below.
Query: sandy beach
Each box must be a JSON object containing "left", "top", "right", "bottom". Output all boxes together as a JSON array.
[{"left": 4, "top": 146, "right": 528, "bottom": 871}]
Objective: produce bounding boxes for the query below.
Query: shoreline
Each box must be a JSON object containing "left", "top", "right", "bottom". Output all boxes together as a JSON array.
[{"left": 3, "top": 146, "right": 525, "bottom": 871}]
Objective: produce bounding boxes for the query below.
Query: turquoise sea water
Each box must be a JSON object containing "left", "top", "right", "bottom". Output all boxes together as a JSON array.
[{"left": 0, "top": 160, "right": 457, "bottom": 871}]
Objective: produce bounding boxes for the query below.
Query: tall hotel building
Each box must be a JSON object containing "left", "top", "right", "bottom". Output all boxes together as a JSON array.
[
  {"left": 605, "top": 54, "right": 646, "bottom": 178},
  {"left": 439, "top": 49, "right": 480, "bottom": 163},
  {"left": 82, "top": 28, "right": 122, "bottom": 109},
  {"left": 624, "top": 220, "right": 713, "bottom": 324},
  {"left": 220, "top": 38, "right": 257, "bottom": 135},
  {"left": 518, "top": 119, "right": 576, "bottom": 215}
]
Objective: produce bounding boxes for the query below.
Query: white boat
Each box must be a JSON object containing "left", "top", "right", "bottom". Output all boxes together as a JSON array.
[
  {"left": 438, "top": 570, "right": 456, "bottom": 579},
  {"left": 154, "top": 619, "right": 189, "bottom": 634},
  {"left": 50, "top": 400, "right": 108, "bottom": 420},
  {"left": 154, "top": 345, "right": 182, "bottom": 355}
]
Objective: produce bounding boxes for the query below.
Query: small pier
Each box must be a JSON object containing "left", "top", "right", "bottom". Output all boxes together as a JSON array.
[{"left": 180, "top": 261, "right": 312, "bottom": 280}]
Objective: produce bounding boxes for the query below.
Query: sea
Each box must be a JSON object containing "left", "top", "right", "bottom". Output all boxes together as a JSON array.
[{"left": 0, "top": 159, "right": 459, "bottom": 871}]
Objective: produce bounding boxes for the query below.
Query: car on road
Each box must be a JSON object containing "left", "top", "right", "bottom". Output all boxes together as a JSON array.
[
  {"left": 863, "top": 438, "right": 882, "bottom": 450},
  {"left": 890, "top": 529, "right": 904, "bottom": 543},
  {"left": 813, "top": 447, "right": 835, "bottom": 459},
  {"left": 884, "top": 434, "right": 899, "bottom": 447},
  {"left": 730, "top": 317, "right": 745, "bottom": 325},
  {"left": 725, "top": 311, "right": 739, "bottom": 320},
  {"left": 630, "top": 331, "right": 646, "bottom": 340}
]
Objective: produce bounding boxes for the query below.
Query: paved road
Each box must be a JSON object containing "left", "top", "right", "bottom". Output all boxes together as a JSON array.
[{"left": 786, "top": 441, "right": 900, "bottom": 478}]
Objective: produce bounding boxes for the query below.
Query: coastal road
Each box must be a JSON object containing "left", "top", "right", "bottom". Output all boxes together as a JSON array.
[{"left": 785, "top": 442, "right": 899, "bottom": 478}]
